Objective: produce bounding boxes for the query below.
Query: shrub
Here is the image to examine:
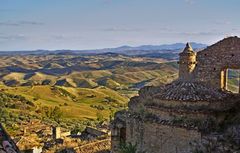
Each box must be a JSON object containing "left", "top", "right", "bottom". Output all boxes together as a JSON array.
[{"left": 120, "top": 142, "right": 137, "bottom": 153}]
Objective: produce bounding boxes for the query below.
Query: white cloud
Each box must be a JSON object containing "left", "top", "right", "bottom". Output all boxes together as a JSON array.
[
  {"left": 0, "top": 21, "right": 44, "bottom": 27},
  {"left": 184, "top": 0, "right": 195, "bottom": 5},
  {"left": 180, "top": 31, "right": 225, "bottom": 36},
  {"left": 0, "top": 34, "right": 26, "bottom": 41}
]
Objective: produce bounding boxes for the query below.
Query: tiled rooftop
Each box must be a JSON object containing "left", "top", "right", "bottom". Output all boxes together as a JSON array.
[{"left": 154, "top": 81, "right": 229, "bottom": 101}]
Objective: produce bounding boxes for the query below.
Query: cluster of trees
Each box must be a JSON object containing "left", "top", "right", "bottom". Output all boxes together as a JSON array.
[
  {"left": 37, "top": 106, "right": 63, "bottom": 122},
  {"left": 0, "top": 92, "right": 35, "bottom": 108},
  {"left": 0, "top": 106, "right": 41, "bottom": 135},
  {"left": 0, "top": 92, "right": 35, "bottom": 113}
]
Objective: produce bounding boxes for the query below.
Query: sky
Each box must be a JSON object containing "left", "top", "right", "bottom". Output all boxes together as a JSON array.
[{"left": 0, "top": 0, "right": 240, "bottom": 51}]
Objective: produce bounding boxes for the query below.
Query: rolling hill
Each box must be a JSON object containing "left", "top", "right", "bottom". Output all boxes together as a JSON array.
[
  {"left": 0, "top": 54, "right": 178, "bottom": 89},
  {"left": 0, "top": 52, "right": 179, "bottom": 138}
]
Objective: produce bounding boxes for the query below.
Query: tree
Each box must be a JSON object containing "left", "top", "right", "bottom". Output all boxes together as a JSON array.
[
  {"left": 41, "top": 106, "right": 63, "bottom": 122},
  {"left": 52, "top": 106, "right": 63, "bottom": 121}
]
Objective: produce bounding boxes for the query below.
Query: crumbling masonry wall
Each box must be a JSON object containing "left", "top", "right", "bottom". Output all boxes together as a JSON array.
[
  {"left": 194, "top": 37, "right": 240, "bottom": 89},
  {"left": 126, "top": 118, "right": 201, "bottom": 153}
]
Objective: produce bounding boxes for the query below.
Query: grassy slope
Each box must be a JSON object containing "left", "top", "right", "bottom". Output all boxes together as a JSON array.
[
  {"left": 2, "top": 72, "right": 26, "bottom": 82},
  {"left": 0, "top": 85, "right": 128, "bottom": 120},
  {"left": 0, "top": 56, "right": 178, "bottom": 132}
]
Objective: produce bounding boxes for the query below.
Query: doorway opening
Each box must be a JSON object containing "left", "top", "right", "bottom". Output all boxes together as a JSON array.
[{"left": 120, "top": 127, "right": 126, "bottom": 143}]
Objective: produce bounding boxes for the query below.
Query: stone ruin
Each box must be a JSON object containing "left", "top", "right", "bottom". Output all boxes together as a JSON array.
[{"left": 111, "top": 36, "right": 240, "bottom": 153}]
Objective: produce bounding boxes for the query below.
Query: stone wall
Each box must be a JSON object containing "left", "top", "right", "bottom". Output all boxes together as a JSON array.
[
  {"left": 126, "top": 118, "right": 201, "bottom": 153},
  {"left": 194, "top": 36, "right": 240, "bottom": 89},
  {"left": 85, "top": 127, "right": 107, "bottom": 137},
  {"left": 74, "top": 139, "right": 110, "bottom": 153}
]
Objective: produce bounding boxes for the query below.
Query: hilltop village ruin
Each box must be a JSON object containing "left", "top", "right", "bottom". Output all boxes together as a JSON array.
[{"left": 111, "top": 36, "right": 240, "bottom": 153}]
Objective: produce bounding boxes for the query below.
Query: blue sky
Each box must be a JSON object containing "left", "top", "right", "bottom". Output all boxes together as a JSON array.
[{"left": 0, "top": 0, "right": 240, "bottom": 50}]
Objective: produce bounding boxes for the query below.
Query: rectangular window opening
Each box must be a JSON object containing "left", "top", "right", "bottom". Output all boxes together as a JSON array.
[{"left": 226, "top": 69, "right": 240, "bottom": 94}]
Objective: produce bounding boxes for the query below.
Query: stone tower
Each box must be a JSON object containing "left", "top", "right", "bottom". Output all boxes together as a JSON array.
[{"left": 178, "top": 43, "right": 196, "bottom": 81}]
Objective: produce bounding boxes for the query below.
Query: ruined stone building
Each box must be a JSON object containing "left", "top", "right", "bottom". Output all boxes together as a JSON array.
[{"left": 111, "top": 36, "right": 240, "bottom": 153}]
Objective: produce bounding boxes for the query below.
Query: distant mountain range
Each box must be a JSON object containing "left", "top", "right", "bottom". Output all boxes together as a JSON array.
[
  {"left": 107, "top": 42, "right": 207, "bottom": 51},
  {"left": 0, "top": 42, "right": 207, "bottom": 56}
]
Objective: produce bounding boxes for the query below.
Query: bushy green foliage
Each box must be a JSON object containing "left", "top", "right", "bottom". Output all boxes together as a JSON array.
[
  {"left": 120, "top": 142, "right": 137, "bottom": 153},
  {"left": 71, "top": 124, "right": 85, "bottom": 134},
  {"left": 41, "top": 106, "right": 63, "bottom": 122},
  {"left": 0, "top": 92, "right": 35, "bottom": 108}
]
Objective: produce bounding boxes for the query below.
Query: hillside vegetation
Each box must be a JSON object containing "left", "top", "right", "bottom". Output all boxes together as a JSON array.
[{"left": 0, "top": 53, "right": 178, "bottom": 136}]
